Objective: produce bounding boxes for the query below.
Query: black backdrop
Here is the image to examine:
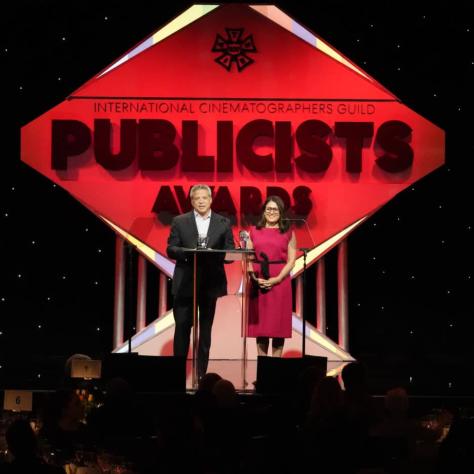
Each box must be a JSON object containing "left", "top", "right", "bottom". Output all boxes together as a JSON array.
[{"left": 1, "top": 1, "right": 472, "bottom": 395}]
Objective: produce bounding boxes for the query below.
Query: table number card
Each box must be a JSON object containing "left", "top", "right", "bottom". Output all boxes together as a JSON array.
[
  {"left": 3, "top": 389, "right": 33, "bottom": 412},
  {"left": 71, "top": 359, "right": 102, "bottom": 379}
]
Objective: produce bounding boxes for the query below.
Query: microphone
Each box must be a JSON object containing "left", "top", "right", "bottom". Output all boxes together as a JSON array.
[{"left": 282, "top": 218, "right": 314, "bottom": 249}]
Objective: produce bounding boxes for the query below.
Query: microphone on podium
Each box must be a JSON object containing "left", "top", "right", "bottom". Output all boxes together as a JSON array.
[{"left": 282, "top": 218, "right": 314, "bottom": 250}]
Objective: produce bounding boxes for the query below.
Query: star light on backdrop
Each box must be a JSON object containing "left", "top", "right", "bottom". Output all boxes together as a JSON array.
[{"left": 1, "top": 1, "right": 472, "bottom": 394}]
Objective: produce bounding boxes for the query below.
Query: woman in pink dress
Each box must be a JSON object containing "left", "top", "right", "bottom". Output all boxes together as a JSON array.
[{"left": 247, "top": 196, "right": 297, "bottom": 357}]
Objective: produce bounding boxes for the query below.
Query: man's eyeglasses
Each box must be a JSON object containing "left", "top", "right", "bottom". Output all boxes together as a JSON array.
[{"left": 265, "top": 207, "right": 280, "bottom": 214}]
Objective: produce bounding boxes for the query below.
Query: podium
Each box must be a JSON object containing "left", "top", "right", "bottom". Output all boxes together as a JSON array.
[{"left": 183, "top": 247, "right": 254, "bottom": 388}]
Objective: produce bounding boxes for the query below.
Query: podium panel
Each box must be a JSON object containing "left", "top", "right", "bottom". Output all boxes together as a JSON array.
[
  {"left": 184, "top": 247, "right": 254, "bottom": 387},
  {"left": 102, "top": 354, "right": 186, "bottom": 392},
  {"left": 256, "top": 355, "right": 327, "bottom": 394}
]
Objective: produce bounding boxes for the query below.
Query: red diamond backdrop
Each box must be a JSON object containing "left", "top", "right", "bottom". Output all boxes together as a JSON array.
[{"left": 21, "top": 3, "right": 444, "bottom": 258}]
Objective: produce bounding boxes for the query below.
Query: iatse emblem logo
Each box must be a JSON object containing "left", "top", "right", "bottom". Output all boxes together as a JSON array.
[{"left": 212, "top": 28, "right": 257, "bottom": 72}]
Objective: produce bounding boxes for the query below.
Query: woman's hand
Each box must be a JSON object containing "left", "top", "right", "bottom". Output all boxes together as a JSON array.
[{"left": 261, "top": 277, "right": 281, "bottom": 289}]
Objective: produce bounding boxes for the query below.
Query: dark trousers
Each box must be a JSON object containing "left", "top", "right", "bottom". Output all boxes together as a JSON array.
[{"left": 173, "top": 293, "right": 217, "bottom": 378}]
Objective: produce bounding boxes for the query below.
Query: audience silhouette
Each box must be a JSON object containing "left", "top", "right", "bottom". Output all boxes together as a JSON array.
[
  {"left": 0, "top": 359, "right": 465, "bottom": 474},
  {"left": 38, "top": 389, "right": 91, "bottom": 463},
  {"left": 4, "top": 419, "right": 66, "bottom": 473}
]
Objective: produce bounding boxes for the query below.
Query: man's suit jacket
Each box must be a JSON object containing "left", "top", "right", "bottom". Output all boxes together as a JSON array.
[{"left": 167, "top": 211, "right": 235, "bottom": 298}]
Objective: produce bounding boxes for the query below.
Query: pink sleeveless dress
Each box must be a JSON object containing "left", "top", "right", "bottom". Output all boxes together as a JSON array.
[{"left": 247, "top": 226, "right": 292, "bottom": 338}]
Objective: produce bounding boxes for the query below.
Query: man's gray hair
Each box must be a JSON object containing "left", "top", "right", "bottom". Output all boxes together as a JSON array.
[{"left": 190, "top": 184, "right": 212, "bottom": 198}]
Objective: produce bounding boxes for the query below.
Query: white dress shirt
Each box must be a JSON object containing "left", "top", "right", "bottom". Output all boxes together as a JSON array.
[{"left": 194, "top": 210, "right": 211, "bottom": 237}]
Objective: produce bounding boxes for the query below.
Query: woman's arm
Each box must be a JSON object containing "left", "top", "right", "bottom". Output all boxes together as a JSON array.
[{"left": 263, "top": 231, "right": 297, "bottom": 289}]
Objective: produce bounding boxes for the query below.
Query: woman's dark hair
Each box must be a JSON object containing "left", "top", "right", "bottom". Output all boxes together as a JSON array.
[{"left": 256, "top": 195, "right": 290, "bottom": 233}]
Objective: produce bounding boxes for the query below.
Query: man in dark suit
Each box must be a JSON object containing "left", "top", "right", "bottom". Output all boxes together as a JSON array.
[{"left": 167, "top": 184, "right": 235, "bottom": 378}]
